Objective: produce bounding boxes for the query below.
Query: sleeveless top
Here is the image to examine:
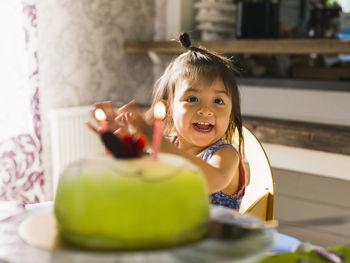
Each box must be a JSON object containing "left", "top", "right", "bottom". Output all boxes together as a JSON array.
[{"left": 197, "top": 140, "right": 247, "bottom": 210}]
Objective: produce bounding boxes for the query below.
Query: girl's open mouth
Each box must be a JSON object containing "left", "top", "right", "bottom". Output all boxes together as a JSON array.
[{"left": 192, "top": 122, "right": 214, "bottom": 133}]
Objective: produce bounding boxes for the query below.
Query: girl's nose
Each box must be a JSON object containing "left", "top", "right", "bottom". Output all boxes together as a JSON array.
[{"left": 197, "top": 106, "right": 213, "bottom": 116}]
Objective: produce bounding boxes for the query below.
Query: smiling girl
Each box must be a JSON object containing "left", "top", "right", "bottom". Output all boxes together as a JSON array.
[{"left": 91, "top": 33, "right": 247, "bottom": 210}]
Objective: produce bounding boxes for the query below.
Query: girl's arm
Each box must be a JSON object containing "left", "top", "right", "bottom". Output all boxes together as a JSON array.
[
  {"left": 119, "top": 101, "right": 241, "bottom": 194},
  {"left": 159, "top": 138, "right": 240, "bottom": 194}
]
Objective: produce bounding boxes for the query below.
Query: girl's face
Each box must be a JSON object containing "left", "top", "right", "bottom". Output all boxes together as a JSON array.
[{"left": 171, "top": 76, "right": 232, "bottom": 155}]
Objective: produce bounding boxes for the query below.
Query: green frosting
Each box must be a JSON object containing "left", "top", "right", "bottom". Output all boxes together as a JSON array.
[{"left": 54, "top": 154, "right": 210, "bottom": 250}]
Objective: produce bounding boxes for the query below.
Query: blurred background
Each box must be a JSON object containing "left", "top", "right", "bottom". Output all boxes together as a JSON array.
[{"left": 1, "top": 0, "right": 350, "bottom": 247}]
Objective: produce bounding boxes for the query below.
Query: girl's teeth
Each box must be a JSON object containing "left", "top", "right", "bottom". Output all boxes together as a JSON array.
[{"left": 193, "top": 122, "right": 213, "bottom": 131}]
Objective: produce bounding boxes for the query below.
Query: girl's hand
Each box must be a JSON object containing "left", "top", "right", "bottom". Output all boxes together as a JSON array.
[
  {"left": 86, "top": 101, "right": 129, "bottom": 135},
  {"left": 118, "top": 100, "right": 153, "bottom": 142}
]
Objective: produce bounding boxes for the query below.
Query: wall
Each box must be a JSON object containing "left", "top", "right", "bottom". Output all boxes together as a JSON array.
[
  {"left": 240, "top": 84, "right": 350, "bottom": 127},
  {"left": 36, "top": 0, "right": 157, "bottom": 199}
]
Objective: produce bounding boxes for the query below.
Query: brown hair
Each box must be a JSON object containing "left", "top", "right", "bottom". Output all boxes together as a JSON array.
[{"left": 151, "top": 32, "right": 244, "bottom": 154}]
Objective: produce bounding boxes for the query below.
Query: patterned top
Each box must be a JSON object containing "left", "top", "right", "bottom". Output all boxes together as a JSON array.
[{"left": 197, "top": 140, "right": 247, "bottom": 210}]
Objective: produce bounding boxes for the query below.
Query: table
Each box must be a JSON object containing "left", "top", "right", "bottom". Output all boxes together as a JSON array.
[{"left": 0, "top": 203, "right": 275, "bottom": 263}]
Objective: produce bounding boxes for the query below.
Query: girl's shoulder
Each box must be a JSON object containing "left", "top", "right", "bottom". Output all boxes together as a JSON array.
[
  {"left": 165, "top": 136, "right": 238, "bottom": 161},
  {"left": 197, "top": 139, "right": 237, "bottom": 162}
]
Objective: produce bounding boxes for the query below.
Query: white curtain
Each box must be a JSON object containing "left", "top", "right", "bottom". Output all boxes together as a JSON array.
[{"left": 0, "top": 1, "right": 44, "bottom": 203}]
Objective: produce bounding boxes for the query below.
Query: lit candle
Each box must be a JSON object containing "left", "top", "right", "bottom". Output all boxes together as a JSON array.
[
  {"left": 95, "top": 108, "right": 109, "bottom": 155},
  {"left": 95, "top": 108, "right": 108, "bottom": 132},
  {"left": 152, "top": 102, "right": 166, "bottom": 159}
]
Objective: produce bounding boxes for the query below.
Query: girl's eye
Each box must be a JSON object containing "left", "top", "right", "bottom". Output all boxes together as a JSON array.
[
  {"left": 186, "top": 96, "right": 198, "bottom": 102},
  {"left": 214, "top": 98, "right": 224, "bottom": 105}
]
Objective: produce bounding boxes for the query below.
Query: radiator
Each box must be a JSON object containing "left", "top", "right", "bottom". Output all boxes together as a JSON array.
[{"left": 48, "top": 106, "right": 105, "bottom": 193}]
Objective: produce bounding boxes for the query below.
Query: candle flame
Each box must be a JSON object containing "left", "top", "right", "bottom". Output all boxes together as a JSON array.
[
  {"left": 154, "top": 102, "right": 166, "bottom": 120},
  {"left": 95, "top": 108, "right": 107, "bottom": 121}
]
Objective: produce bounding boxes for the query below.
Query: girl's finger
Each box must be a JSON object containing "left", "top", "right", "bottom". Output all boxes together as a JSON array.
[
  {"left": 94, "top": 102, "right": 103, "bottom": 109},
  {"left": 115, "top": 113, "right": 127, "bottom": 126},
  {"left": 93, "top": 101, "right": 115, "bottom": 120},
  {"left": 118, "top": 100, "right": 138, "bottom": 113},
  {"left": 125, "top": 112, "right": 132, "bottom": 123},
  {"left": 102, "top": 101, "right": 115, "bottom": 120},
  {"left": 127, "top": 112, "right": 137, "bottom": 122},
  {"left": 85, "top": 121, "right": 100, "bottom": 134},
  {"left": 113, "top": 127, "right": 130, "bottom": 137}
]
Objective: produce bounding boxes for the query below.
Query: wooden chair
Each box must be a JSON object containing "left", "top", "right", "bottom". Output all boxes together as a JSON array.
[{"left": 235, "top": 126, "right": 275, "bottom": 221}]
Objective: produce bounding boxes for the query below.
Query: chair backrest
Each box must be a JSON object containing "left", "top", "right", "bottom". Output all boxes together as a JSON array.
[{"left": 235, "top": 126, "right": 275, "bottom": 221}]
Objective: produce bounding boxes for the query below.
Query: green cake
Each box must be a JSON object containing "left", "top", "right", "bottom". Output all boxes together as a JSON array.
[{"left": 54, "top": 153, "right": 210, "bottom": 250}]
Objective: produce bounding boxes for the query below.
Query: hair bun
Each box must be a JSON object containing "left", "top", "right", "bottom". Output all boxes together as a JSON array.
[{"left": 179, "top": 32, "right": 191, "bottom": 49}]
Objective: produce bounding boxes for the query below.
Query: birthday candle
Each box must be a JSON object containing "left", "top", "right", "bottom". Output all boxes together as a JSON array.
[
  {"left": 95, "top": 108, "right": 108, "bottom": 132},
  {"left": 152, "top": 102, "right": 166, "bottom": 159},
  {"left": 94, "top": 108, "right": 109, "bottom": 155}
]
